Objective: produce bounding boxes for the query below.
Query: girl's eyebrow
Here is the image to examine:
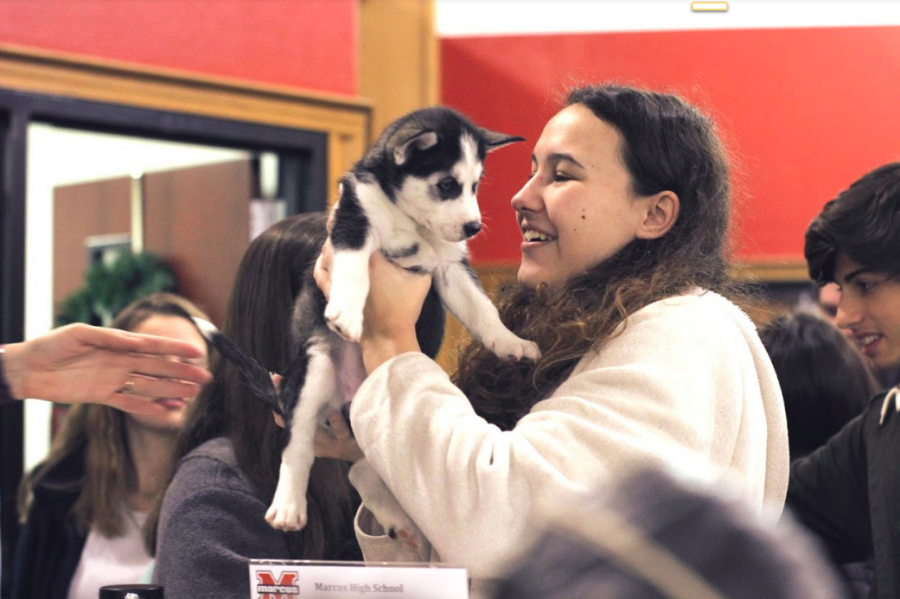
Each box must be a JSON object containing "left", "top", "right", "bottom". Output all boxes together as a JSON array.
[
  {"left": 531, "top": 152, "right": 585, "bottom": 169},
  {"left": 841, "top": 267, "right": 874, "bottom": 284}
]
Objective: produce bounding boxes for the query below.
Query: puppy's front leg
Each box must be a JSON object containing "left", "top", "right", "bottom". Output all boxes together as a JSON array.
[
  {"left": 325, "top": 182, "right": 377, "bottom": 342},
  {"left": 324, "top": 243, "right": 375, "bottom": 342},
  {"left": 266, "top": 345, "right": 338, "bottom": 531},
  {"left": 435, "top": 259, "right": 540, "bottom": 361}
]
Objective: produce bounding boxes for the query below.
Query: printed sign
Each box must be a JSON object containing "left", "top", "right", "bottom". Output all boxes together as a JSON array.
[{"left": 249, "top": 561, "right": 469, "bottom": 599}]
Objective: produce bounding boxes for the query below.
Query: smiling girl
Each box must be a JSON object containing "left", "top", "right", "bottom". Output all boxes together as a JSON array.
[
  {"left": 12, "top": 293, "right": 210, "bottom": 599},
  {"left": 315, "top": 84, "right": 789, "bottom": 597}
]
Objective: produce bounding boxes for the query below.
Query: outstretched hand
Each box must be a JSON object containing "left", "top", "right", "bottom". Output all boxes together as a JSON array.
[{"left": 2, "top": 323, "right": 211, "bottom": 414}]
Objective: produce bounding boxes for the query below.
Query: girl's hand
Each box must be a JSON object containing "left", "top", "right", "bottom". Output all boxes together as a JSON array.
[
  {"left": 314, "top": 410, "right": 363, "bottom": 462},
  {"left": 314, "top": 242, "right": 431, "bottom": 372}
]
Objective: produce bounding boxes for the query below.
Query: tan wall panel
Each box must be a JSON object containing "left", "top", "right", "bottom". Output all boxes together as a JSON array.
[
  {"left": 143, "top": 160, "right": 252, "bottom": 327},
  {"left": 53, "top": 177, "right": 132, "bottom": 317}
]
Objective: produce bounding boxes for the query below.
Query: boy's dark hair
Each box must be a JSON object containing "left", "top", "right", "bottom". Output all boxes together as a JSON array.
[{"left": 806, "top": 162, "right": 900, "bottom": 284}]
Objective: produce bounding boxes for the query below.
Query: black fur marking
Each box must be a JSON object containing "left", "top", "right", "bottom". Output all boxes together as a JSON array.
[
  {"left": 356, "top": 107, "right": 489, "bottom": 201},
  {"left": 275, "top": 340, "right": 313, "bottom": 432},
  {"left": 331, "top": 178, "right": 370, "bottom": 250},
  {"left": 416, "top": 283, "right": 446, "bottom": 360},
  {"left": 435, "top": 176, "right": 463, "bottom": 201},
  {"left": 383, "top": 243, "right": 420, "bottom": 261}
]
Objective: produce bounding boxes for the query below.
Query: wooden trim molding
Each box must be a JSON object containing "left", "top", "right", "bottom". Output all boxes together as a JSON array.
[
  {"left": 731, "top": 257, "right": 811, "bottom": 283},
  {"left": 0, "top": 43, "right": 372, "bottom": 203},
  {"left": 359, "top": 0, "right": 439, "bottom": 138}
]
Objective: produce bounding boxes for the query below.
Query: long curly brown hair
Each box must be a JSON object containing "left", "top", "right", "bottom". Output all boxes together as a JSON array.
[{"left": 454, "top": 84, "right": 735, "bottom": 431}]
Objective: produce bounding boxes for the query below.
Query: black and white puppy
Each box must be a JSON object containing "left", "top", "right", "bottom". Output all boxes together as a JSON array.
[{"left": 200, "top": 107, "right": 540, "bottom": 544}]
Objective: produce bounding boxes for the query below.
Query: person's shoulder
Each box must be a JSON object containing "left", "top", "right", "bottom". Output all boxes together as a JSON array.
[
  {"left": 183, "top": 437, "right": 239, "bottom": 467},
  {"left": 170, "top": 437, "right": 248, "bottom": 492},
  {"left": 626, "top": 289, "right": 751, "bottom": 339}
]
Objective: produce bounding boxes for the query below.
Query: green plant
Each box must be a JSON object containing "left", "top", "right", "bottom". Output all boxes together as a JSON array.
[{"left": 56, "top": 252, "right": 178, "bottom": 326}]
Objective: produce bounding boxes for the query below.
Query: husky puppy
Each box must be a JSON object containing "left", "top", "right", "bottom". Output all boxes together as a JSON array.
[{"left": 201, "top": 107, "right": 540, "bottom": 545}]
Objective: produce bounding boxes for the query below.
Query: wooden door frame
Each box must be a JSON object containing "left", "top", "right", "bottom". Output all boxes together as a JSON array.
[{"left": 0, "top": 44, "right": 372, "bottom": 584}]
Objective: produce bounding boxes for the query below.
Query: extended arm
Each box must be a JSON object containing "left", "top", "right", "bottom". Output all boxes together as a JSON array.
[
  {"left": 787, "top": 411, "right": 872, "bottom": 563},
  {"left": 1, "top": 324, "right": 210, "bottom": 413},
  {"left": 351, "top": 297, "right": 765, "bottom": 577}
]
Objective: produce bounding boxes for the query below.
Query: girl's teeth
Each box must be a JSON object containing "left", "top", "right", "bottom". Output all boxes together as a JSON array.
[
  {"left": 524, "top": 231, "right": 550, "bottom": 242},
  {"left": 862, "top": 334, "right": 880, "bottom": 346}
]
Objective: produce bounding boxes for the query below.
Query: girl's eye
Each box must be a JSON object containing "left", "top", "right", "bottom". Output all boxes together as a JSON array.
[
  {"left": 554, "top": 172, "right": 572, "bottom": 182},
  {"left": 858, "top": 280, "right": 878, "bottom": 293}
]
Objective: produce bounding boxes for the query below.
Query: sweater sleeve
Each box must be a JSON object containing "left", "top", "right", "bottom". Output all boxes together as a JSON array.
[
  {"left": 787, "top": 408, "right": 872, "bottom": 563},
  {"left": 153, "top": 456, "right": 291, "bottom": 599},
  {"left": 351, "top": 295, "right": 767, "bottom": 577}
]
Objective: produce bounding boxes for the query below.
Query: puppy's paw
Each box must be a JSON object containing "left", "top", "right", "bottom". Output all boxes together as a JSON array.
[
  {"left": 265, "top": 494, "right": 308, "bottom": 531},
  {"left": 485, "top": 332, "right": 541, "bottom": 362},
  {"left": 324, "top": 297, "right": 365, "bottom": 342}
]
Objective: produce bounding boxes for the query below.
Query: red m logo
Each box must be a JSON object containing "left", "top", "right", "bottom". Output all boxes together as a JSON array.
[{"left": 256, "top": 570, "right": 300, "bottom": 599}]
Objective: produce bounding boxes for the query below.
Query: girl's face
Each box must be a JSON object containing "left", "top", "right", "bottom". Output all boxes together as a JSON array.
[
  {"left": 126, "top": 315, "right": 208, "bottom": 434},
  {"left": 512, "top": 104, "right": 650, "bottom": 290}
]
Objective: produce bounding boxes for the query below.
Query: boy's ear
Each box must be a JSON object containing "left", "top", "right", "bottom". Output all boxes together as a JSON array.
[
  {"left": 636, "top": 191, "right": 680, "bottom": 240},
  {"left": 393, "top": 130, "right": 439, "bottom": 165},
  {"left": 479, "top": 128, "right": 525, "bottom": 152}
]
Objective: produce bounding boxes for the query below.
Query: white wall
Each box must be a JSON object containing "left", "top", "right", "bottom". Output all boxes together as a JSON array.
[
  {"left": 24, "top": 124, "right": 249, "bottom": 470},
  {"left": 437, "top": 1, "right": 900, "bottom": 36}
]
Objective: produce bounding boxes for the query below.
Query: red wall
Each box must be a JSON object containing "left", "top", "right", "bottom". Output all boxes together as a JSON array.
[
  {"left": 442, "top": 27, "right": 900, "bottom": 265},
  {"left": 0, "top": 0, "right": 357, "bottom": 95}
]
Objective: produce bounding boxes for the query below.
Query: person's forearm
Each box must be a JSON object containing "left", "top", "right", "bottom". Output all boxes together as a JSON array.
[{"left": 359, "top": 332, "right": 421, "bottom": 374}]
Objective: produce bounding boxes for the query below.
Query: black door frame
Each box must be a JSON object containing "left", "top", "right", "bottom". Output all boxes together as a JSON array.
[{"left": 0, "top": 89, "right": 328, "bottom": 595}]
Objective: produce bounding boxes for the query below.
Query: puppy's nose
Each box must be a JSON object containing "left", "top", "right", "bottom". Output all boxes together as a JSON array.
[{"left": 462, "top": 221, "right": 483, "bottom": 239}]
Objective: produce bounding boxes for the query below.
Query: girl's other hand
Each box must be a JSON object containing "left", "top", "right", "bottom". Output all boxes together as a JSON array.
[{"left": 314, "top": 410, "right": 363, "bottom": 462}]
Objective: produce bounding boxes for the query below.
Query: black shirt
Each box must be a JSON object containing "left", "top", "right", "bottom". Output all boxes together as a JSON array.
[{"left": 788, "top": 389, "right": 900, "bottom": 599}]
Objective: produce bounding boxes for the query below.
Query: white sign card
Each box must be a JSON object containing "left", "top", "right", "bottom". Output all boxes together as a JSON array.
[{"left": 249, "top": 560, "right": 469, "bottom": 599}]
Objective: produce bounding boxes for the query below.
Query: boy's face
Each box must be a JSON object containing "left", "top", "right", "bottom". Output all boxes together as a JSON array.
[{"left": 834, "top": 253, "right": 900, "bottom": 371}]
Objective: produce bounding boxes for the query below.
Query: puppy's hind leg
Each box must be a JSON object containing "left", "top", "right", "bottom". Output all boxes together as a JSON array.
[{"left": 266, "top": 343, "right": 338, "bottom": 531}]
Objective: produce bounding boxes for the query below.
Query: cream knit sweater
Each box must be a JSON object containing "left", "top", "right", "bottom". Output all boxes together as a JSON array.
[{"left": 351, "top": 290, "right": 788, "bottom": 587}]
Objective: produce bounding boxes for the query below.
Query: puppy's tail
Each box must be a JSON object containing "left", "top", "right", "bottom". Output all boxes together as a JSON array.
[{"left": 193, "top": 317, "right": 283, "bottom": 414}]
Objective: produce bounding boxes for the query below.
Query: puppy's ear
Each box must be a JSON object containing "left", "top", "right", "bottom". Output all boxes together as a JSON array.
[
  {"left": 393, "top": 130, "right": 439, "bottom": 166},
  {"left": 479, "top": 128, "right": 525, "bottom": 152}
]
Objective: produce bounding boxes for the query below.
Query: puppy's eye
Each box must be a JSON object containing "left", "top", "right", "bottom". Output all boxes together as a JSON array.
[
  {"left": 472, "top": 181, "right": 479, "bottom": 193},
  {"left": 438, "top": 177, "right": 457, "bottom": 192}
]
